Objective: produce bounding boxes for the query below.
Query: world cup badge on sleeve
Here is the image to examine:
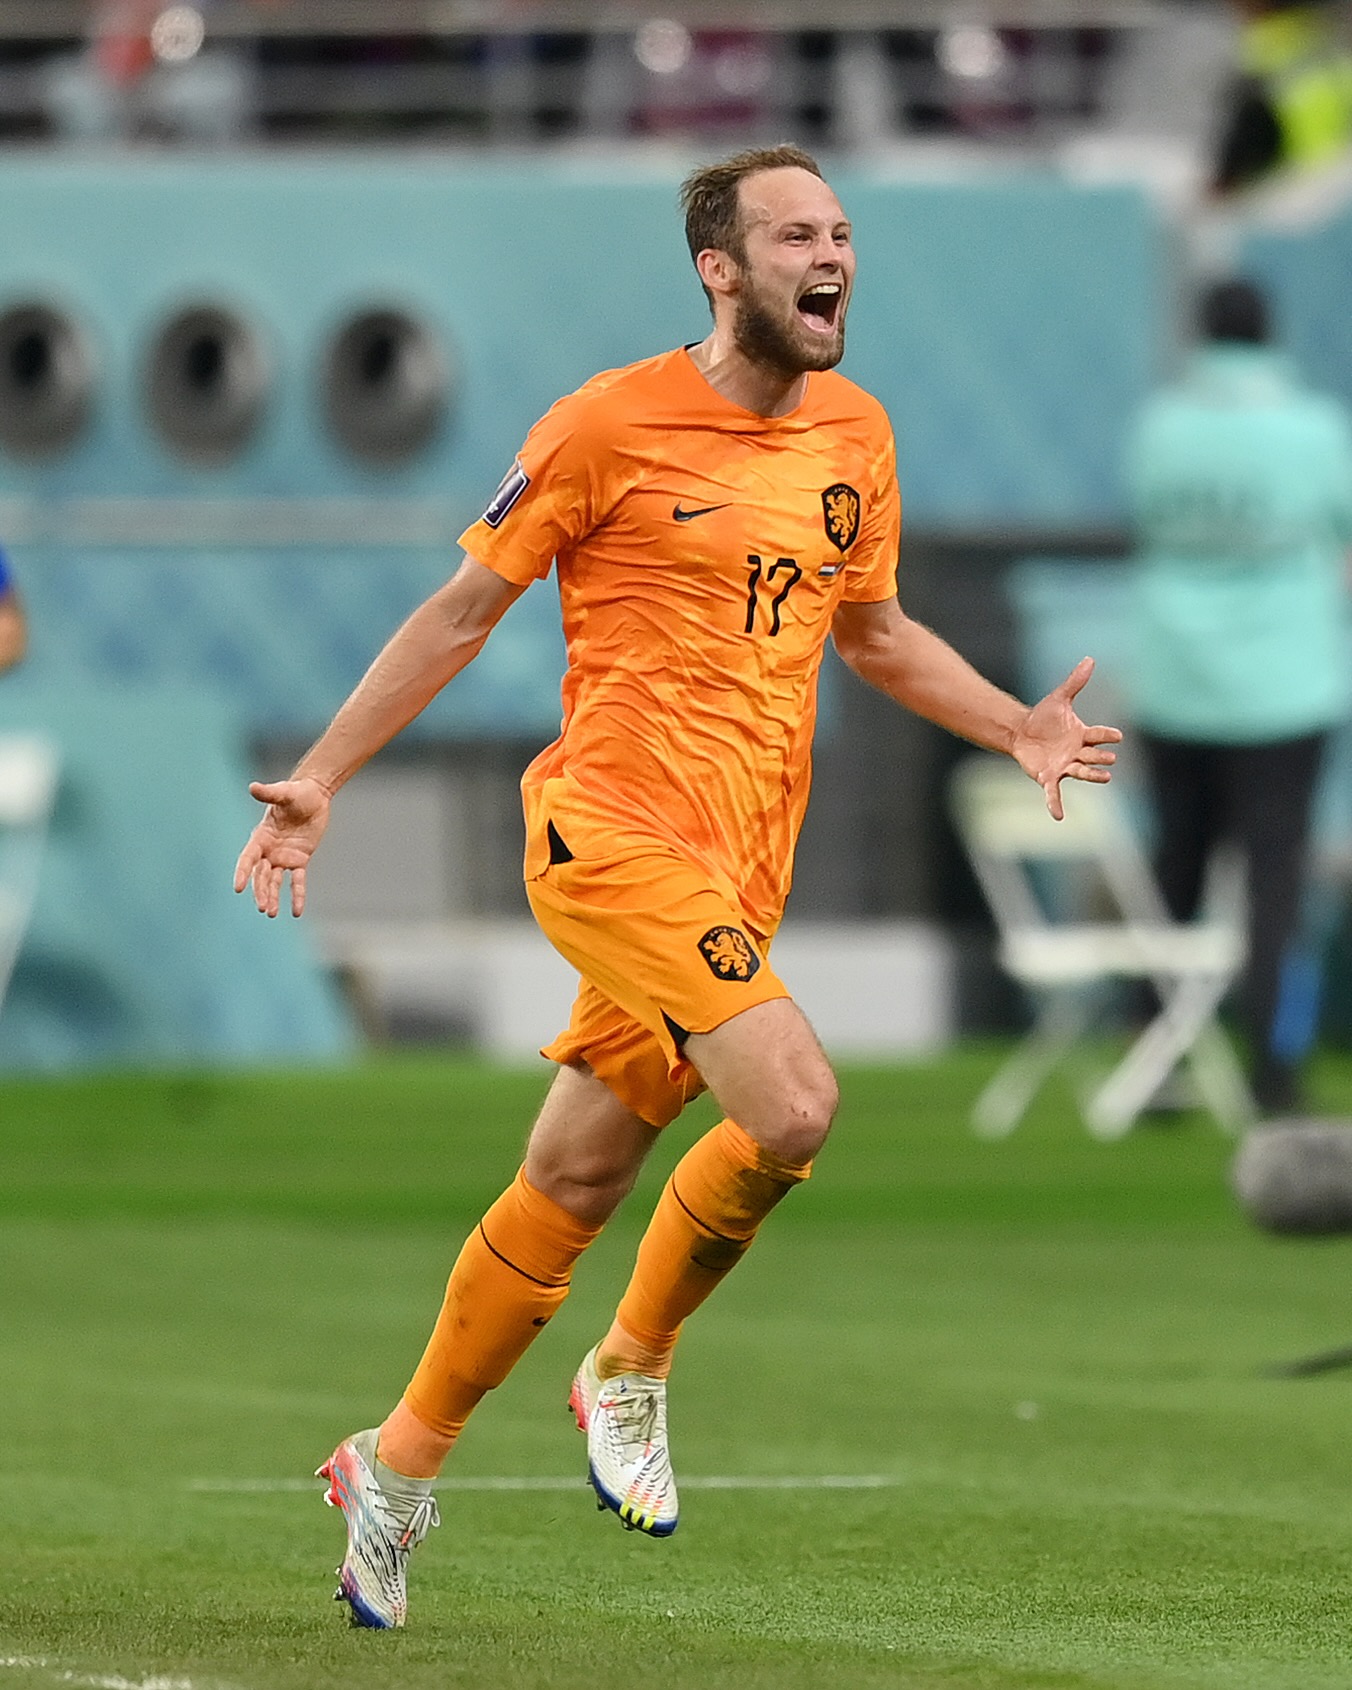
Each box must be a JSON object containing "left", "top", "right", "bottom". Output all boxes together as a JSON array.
[{"left": 483, "top": 458, "right": 530, "bottom": 528}]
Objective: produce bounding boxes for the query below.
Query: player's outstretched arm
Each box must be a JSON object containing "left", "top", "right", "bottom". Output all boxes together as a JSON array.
[
  {"left": 234, "top": 555, "right": 523, "bottom": 916},
  {"left": 831, "top": 596, "right": 1121, "bottom": 821}
]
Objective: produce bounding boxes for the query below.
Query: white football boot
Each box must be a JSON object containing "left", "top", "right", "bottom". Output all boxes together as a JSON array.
[
  {"left": 569, "top": 1345, "right": 679, "bottom": 1537},
  {"left": 317, "top": 1428, "right": 440, "bottom": 1628}
]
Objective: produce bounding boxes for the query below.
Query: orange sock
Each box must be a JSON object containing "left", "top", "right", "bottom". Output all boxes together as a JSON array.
[
  {"left": 600, "top": 1119, "right": 811, "bottom": 1379},
  {"left": 401, "top": 1167, "right": 602, "bottom": 1449}
]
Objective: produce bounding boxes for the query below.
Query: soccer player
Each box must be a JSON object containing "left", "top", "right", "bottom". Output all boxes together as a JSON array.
[{"left": 234, "top": 144, "right": 1121, "bottom": 1630}]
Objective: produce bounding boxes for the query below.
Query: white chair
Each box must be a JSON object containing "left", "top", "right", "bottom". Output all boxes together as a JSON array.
[
  {"left": 0, "top": 734, "right": 59, "bottom": 1018},
  {"left": 949, "top": 754, "right": 1253, "bottom": 1140}
]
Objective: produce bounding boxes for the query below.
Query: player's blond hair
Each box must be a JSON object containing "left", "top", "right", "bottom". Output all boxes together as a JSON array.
[{"left": 680, "top": 144, "right": 824, "bottom": 307}]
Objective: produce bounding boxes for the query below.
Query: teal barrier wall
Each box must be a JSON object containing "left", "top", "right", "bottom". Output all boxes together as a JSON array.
[
  {"left": 13, "top": 547, "right": 567, "bottom": 742},
  {"left": 0, "top": 156, "right": 1164, "bottom": 524},
  {"left": 0, "top": 679, "right": 356, "bottom": 1071},
  {"left": 1244, "top": 205, "right": 1352, "bottom": 418}
]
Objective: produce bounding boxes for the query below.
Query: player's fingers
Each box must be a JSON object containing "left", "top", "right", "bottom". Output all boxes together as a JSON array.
[
  {"left": 233, "top": 842, "right": 259, "bottom": 893},
  {"left": 1041, "top": 773, "right": 1066, "bottom": 821},
  {"left": 1085, "top": 724, "right": 1123, "bottom": 744},
  {"left": 248, "top": 780, "right": 293, "bottom": 806},
  {"left": 291, "top": 865, "right": 307, "bottom": 918},
  {"left": 257, "top": 861, "right": 280, "bottom": 919},
  {"left": 1052, "top": 655, "right": 1095, "bottom": 701},
  {"left": 1054, "top": 645, "right": 1095, "bottom": 699},
  {"left": 1081, "top": 744, "right": 1117, "bottom": 765},
  {"left": 252, "top": 860, "right": 272, "bottom": 916},
  {"left": 1069, "top": 764, "right": 1112, "bottom": 783}
]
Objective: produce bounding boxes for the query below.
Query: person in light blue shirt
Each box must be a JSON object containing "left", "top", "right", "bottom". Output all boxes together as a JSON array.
[{"left": 1125, "top": 277, "right": 1352, "bottom": 1114}]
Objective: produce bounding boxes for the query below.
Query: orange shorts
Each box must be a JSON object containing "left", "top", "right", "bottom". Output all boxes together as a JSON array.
[{"left": 526, "top": 822, "right": 789, "bottom": 1129}]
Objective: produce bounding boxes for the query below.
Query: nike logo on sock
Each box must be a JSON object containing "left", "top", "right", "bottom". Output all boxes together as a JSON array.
[{"left": 673, "top": 502, "right": 731, "bottom": 522}]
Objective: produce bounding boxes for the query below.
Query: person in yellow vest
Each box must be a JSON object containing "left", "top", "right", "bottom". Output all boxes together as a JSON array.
[{"left": 1213, "top": 1, "right": 1352, "bottom": 194}]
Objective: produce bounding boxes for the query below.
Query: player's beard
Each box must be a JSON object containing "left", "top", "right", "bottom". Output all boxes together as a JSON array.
[{"left": 732, "top": 274, "right": 846, "bottom": 379}]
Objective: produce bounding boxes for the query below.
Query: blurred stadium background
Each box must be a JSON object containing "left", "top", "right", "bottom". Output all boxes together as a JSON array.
[
  {"left": 7, "top": 0, "right": 1352, "bottom": 1073},
  {"left": 9, "top": 7, "right": 1352, "bottom": 1689}
]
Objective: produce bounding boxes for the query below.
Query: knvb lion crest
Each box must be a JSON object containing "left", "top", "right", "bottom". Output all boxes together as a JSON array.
[
  {"left": 821, "top": 483, "right": 861, "bottom": 552},
  {"left": 698, "top": 925, "right": 761, "bottom": 982}
]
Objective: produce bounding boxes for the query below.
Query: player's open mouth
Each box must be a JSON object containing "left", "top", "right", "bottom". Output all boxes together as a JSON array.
[{"left": 797, "top": 282, "right": 842, "bottom": 333}]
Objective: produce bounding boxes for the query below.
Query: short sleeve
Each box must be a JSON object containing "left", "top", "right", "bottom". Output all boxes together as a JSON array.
[
  {"left": 841, "top": 424, "right": 901, "bottom": 603},
  {"left": 458, "top": 387, "right": 619, "bottom": 586}
]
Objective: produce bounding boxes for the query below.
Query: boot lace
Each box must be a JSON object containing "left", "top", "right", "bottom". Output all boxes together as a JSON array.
[
  {"left": 607, "top": 1384, "right": 663, "bottom": 1457},
  {"left": 396, "top": 1494, "right": 441, "bottom": 1551}
]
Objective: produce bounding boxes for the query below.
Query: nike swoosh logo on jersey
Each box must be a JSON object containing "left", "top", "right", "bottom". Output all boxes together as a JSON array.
[{"left": 673, "top": 502, "right": 731, "bottom": 522}]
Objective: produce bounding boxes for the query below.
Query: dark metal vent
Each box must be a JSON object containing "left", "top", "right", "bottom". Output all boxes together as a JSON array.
[
  {"left": 0, "top": 301, "right": 94, "bottom": 459},
  {"left": 322, "top": 307, "right": 449, "bottom": 467},
  {"left": 145, "top": 303, "right": 268, "bottom": 466}
]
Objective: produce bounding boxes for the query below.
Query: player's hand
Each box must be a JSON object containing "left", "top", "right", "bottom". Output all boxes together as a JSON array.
[
  {"left": 1012, "top": 656, "right": 1122, "bottom": 821},
  {"left": 232, "top": 776, "right": 332, "bottom": 917}
]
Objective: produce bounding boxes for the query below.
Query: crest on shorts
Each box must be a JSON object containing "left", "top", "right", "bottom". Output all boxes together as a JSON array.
[
  {"left": 821, "top": 483, "right": 861, "bottom": 552},
  {"left": 698, "top": 925, "right": 761, "bottom": 982}
]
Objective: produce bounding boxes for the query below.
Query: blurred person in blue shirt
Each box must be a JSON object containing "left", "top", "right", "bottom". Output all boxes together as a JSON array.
[
  {"left": 0, "top": 549, "right": 25, "bottom": 672},
  {"left": 1125, "top": 277, "right": 1352, "bottom": 1115}
]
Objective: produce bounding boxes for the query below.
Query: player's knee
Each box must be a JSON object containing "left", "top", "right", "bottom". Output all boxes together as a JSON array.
[
  {"left": 766, "top": 1070, "right": 839, "bottom": 1164},
  {"left": 529, "top": 1151, "right": 639, "bottom": 1227}
]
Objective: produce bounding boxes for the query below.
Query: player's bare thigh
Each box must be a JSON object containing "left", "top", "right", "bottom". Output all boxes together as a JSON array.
[
  {"left": 685, "top": 997, "right": 839, "bottom": 1165},
  {"left": 524, "top": 1059, "right": 661, "bottom": 1226}
]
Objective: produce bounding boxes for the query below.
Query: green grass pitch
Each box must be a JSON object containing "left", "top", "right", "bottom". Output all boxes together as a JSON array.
[{"left": 4, "top": 1047, "right": 1352, "bottom": 1690}]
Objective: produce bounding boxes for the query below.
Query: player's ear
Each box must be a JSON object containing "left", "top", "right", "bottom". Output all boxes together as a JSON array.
[{"left": 696, "top": 247, "right": 741, "bottom": 300}]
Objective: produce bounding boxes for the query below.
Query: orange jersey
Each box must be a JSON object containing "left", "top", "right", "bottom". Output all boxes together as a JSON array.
[{"left": 459, "top": 347, "right": 901, "bottom": 933}]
